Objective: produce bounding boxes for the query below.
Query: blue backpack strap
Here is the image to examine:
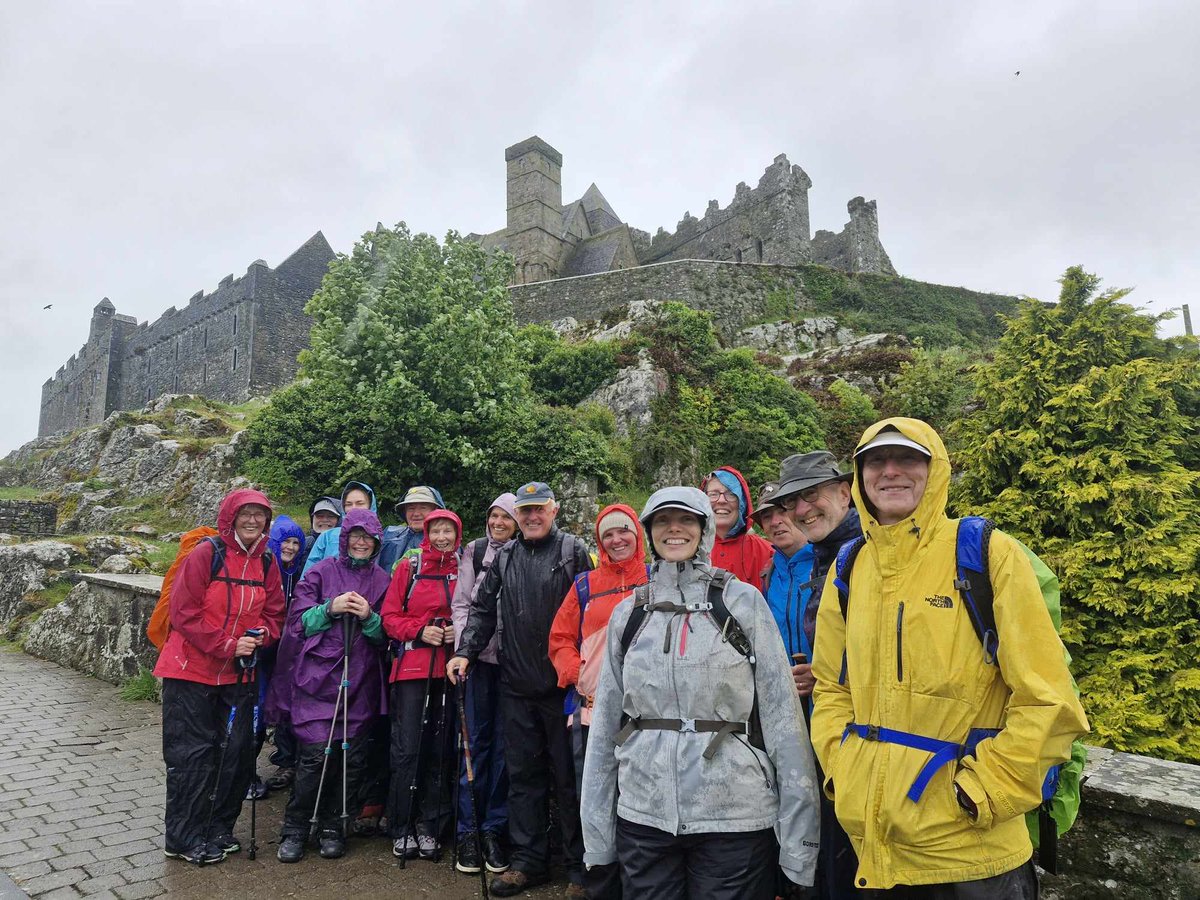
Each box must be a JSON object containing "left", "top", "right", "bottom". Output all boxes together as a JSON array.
[
  {"left": 954, "top": 516, "right": 999, "bottom": 664},
  {"left": 573, "top": 572, "right": 592, "bottom": 648},
  {"left": 832, "top": 537, "right": 865, "bottom": 685}
]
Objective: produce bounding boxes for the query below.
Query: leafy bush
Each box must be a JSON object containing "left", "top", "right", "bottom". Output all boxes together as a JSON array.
[
  {"left": 880, "top": 345, "right": 979, "bottom": 440},
  {"left": 529, "top": 341, "right": 619, "bottom": 406},
  {"left": 951, "top": 267, "right": 1200, "bottom": 762},
  {"left": 815, "top": 379, "right": 879, "bottom": 463}
]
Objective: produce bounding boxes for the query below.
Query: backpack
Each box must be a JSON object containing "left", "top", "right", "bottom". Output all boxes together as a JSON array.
[
  {"left": 399, "top": 549, "right": 456, "bottom": 612},
  {"left": 833, "top": 515, "right": 1084, "bottom": 875},
  {"left": 146, "top": 528, "right": 272, "bottom": 649},
  {"left": 615, "top": 570, "right": 765, "bottom": 753},
  {"left": 471, "top": 539, "right": 489, "bottom": 579}
]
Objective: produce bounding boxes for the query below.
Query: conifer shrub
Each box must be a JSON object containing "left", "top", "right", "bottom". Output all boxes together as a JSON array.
[{"left": 951, "top": 267, "right": 1200, "bottom": 761}]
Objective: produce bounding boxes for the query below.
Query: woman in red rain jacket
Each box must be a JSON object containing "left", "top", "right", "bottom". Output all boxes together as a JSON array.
[{"left": 381, "top": 508, "right": 462, "bottom": 861}]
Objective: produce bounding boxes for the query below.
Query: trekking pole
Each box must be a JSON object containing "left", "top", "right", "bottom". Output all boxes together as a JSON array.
[
  {"left": 428, "top": 670, "right": 454, "bottom": 862},
  {"left": 450, "top": 711, "right": 462, "bottom": 871},
  {"left": 457, "top": 680, "right": 489, "bottom": 899},
  {"left": 311, "top": 613, "right": 349, "bottom": 840},
  {"left": 340, "top": 613, "right": 354, "bottom": 840},
  {"left": 241, "top": 628, "right": 264, "bottom": 860},
  {"left": 200, "top": 663, "right": 246, "bottom": 864},
  {"left": 398, "top": 619, "right": 441, "bottom": 869}
]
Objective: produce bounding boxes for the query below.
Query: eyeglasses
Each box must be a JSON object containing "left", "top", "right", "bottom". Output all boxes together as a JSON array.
[
  {"left": 705, "top": 489, "right": 735, "bottom": 502},
  {"left": 236, "top": 510, "right": 268, "bottom": 522},
  {"left": 778, "top": 483, "right": 829, "bottom": 510}
]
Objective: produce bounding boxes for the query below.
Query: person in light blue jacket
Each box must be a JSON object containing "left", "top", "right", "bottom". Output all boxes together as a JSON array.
[{"left": 300, "top": 481, "right": 376, "bottom": 578}]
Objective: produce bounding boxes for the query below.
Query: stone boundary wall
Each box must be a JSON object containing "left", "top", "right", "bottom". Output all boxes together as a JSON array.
[
  {"left": 0, "top": 500, "right": 56, "bottom": 535},
  {"left": 24, "top": 573, "right": 161, "bottom": 684},
  {"left": 512, "top": 258, "right": 808, "bottom": 337},
  {"left": 1043, "top": 746, "right": 1200, "bottom": 899}
]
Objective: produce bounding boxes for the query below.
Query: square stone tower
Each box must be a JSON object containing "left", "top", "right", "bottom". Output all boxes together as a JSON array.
[{"left": 505, "top": 136, "right": 567, "bottom": 284}]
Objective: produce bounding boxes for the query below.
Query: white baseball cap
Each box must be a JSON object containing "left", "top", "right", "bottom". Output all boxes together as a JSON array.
[{"left": 854, "top": 429, "right": 931, "bottom": 458}]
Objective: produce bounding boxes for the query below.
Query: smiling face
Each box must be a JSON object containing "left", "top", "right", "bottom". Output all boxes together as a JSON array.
[
  {"left": 346, "top": 527, "right": 376, "bottom": 560},
  {"left": 343, "top": 488, "right": 371, "bottom": 511},
  {"left": 704, "top": 479, "right": 740, "bottom": 538},
  {"left": 234, "top": 504, "right": 269, "bottom": 545},
  {"left": 785, "top": 479, "right": 853, "bottom": 544},
  {"left": 757, "top": 505, "right": 806, "bottom": 556},
  {"left": 427, "top": 519, "right": 458, "bottom": 553},
  {"left": 404, "top": 502, "right": 436, "bottom": 531},
  {"left": 860, "top": 447, "right": 930, "bottom": 526},
  {"left": 280, "top": 537, "right": 301, "bottom": 563},
  {"left": 312, "top": 510, "right": 339, "bottom": 534},
  {"left": 515, "top": 502, "right": 557, "bottom": 541},
  {"left": 600, "top": 526, "right": 637, "bottom": 563},
  {"left": 650, "top": 508, "right": 703, "bottom": 562},
  {"left": 486, "top": 507, "right": 517, "bottom": 543}
]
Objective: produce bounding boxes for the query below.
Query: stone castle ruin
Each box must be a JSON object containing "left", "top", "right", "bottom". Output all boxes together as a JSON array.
[
  {"left": 471, "top": 136, "right": 895, "bottom": 285},
  {"left": 38, "top": 136, "right": 895, "bottom": 438},
  {"left": 38, "top": 233, "right": 335, "bottom": 437}
]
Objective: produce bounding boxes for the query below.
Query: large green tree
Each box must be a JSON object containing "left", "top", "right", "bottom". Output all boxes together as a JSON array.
[
  {"left": 241, "top": 224, "right": 616, "bottom": 527},
  {"left": 952, "top": 267, "right": 1200, "bottom": 761}
]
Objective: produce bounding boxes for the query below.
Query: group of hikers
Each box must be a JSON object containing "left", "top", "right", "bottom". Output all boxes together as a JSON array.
[{"left": 149, "top": 416, "right": 1089, "bottom": 899}]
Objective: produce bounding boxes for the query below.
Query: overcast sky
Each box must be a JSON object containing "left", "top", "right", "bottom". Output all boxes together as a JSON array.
[{"left": 2, "top": 1, "right": 1197, "bottom": 455}]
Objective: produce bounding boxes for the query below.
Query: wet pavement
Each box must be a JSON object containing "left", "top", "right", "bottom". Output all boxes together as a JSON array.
[{"left": 0, "top": 649, "right": 567, "bottom": 899}]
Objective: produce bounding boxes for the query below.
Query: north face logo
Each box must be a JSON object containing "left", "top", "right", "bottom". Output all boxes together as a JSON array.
[{"left": 926, "top": 595, "right": 954, "bottom": 609}]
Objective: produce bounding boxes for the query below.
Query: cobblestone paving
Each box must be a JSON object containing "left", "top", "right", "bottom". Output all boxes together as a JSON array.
[{"left": 0, "top": 649, "right": 565, "bottom": 899}]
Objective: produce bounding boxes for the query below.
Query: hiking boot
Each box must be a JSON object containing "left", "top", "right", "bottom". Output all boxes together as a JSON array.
[
  {"left": 211, "top": 833, "right": 241, "bottom": 855},
  {"left": 165, "top": 841, "right": 225, "bottom": 865},
  {"left": 245, "top": 777, "right": 268, "bottom": 801},
  {"left": 415, "top": 825, "right": 440, "bottom": 860},
  {"left": 318, "top": 829, "right": 345, "bottom": 860},
  {"left": 482, "top": 831, "right": 509, "bottom": 873},
  {"left": 564, "top": 884, "right": 587, "bottom": 899},
  {"left": 455, "top": 835, "right": 482, "bottom": 873},
  {"left": 490, "top": 869, "right": 550, "bottom": 897},
  {"left": 277, "top": 835, "right": 306, "bottom": 863},
  {"left": 392, "top": 831, "right": 420, "bottom": 859},
  {"left": 265, "top": 767, "right": 295, "bottom": 791}
]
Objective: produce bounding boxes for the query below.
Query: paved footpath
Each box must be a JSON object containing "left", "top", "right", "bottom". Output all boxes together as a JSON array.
[{"left": 0, "top": 649, "right": 566, "bottom": 899}]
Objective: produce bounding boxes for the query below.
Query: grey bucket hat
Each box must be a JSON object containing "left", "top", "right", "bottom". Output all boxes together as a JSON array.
[
  {"left": 750, "top": 481, "right": 783, "bottom": 521},
  {"left": 775, "top": 450, "right": 852, "bottom": 500}
]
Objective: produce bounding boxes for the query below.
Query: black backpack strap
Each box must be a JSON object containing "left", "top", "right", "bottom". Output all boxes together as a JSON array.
[
  {"left": 705, "top": 572, "right": 765, "bottom": 751},
  {"left": 618, "top": 583, "right": 652, "bottom": 658},
  {"left": 472, "top": 539, "right": 488, "bottom": 578}
]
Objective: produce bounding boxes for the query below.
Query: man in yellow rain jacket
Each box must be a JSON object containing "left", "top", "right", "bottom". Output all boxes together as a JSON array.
[{"left": 810, "top": 418, "right": 1088, "bottom": 896}]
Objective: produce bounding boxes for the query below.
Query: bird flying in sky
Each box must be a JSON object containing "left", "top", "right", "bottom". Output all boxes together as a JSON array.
[{"left": 43, "top": 304, "right": 53, "bottom": 310}]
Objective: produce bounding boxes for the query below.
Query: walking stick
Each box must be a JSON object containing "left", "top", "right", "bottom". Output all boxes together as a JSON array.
[
  {"left": 340, "top": 613, "right": 354, "bottom": 840},
  {"left": 311, "top": 615, "right": 350, "bottom": 840},
  {"left": 457, "top": 680, "right": 490, "bottom": 899},
  {"left": 428, "top": 674, "right": 454, "bottom": 862},
  {"left": 398, "top": 619, "right": 441, "bottom": 868},
  {"left": 243, "top": 628, "right": 264, "bottom": 860},
  {"left": 200, "top": 666, "right": 244, "bottom": 864}
]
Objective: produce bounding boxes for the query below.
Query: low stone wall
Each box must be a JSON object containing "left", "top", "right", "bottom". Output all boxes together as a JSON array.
[
  {"left": 0, "top": 499, "right": 57, "bottom": 535},
  {"left": 24, "top": 572, "right": 161, "bottom": 684},
  {"left": 1043, "top": 746, "right": 1199, "bottom": 899}
]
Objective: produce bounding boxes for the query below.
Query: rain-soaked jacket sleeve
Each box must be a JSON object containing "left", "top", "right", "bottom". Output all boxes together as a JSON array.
[
  {"left": 953, "top": 533, "right": 1089, "bottom": 829},
  {"left": 452, "top": 540, "right": 478, "bottom": 652},
  {"left": 548, "top": 581, "right": 583, "bottom": 688},
  {"left": 811, "top": 567, "right": 854, "bottom": 799},
  {"left": 579, "top": 599, "right": 628, "bottom": 868},
  {"left": 738, "top": 584, "right": 820, "bottom": 885},
  {"left": 457, "top": 548, "right": 503, "bottom": 662}
]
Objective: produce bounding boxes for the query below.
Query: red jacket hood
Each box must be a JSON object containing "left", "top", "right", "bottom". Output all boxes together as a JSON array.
[
  {"left": 594, "top": 502, "right": 646, "bottom": 581},
  {"left": 419, "top": 508, "right": 462, "bottom": 571},
  {"left": 217, "top": 487, "right": 273, "bottom": 557}
]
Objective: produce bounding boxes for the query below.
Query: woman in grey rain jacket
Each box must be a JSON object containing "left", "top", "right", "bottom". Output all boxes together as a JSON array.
[{"left": 581, "top": 486, "right": 819, "bottom": 899}]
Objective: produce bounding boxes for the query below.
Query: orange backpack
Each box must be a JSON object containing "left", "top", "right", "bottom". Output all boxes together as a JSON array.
[{"left": 146, "top": 526, "right": 219, "bottom": 650}]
